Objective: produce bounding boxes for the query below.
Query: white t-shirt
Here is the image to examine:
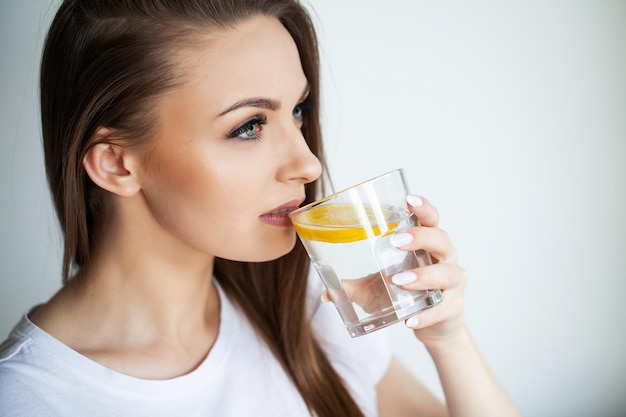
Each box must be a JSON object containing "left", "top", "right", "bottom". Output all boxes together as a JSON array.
[{"left": 0, "top": 271, "right": 392, "bottom": 417}]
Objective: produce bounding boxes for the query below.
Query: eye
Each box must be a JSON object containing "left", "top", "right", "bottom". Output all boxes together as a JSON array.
[
  {"left": 292, "top": 105, "right": 304, "bottom": 122},
  {"left": 292, "top": 96, "right": 313, "bottom": 125},
  {"left": 227, "top": 116, "right": 267, "bottom": 140}
]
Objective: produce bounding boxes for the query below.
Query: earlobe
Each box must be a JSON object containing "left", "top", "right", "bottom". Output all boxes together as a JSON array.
[{"left": 83, "top": 134, "right": 141, "bottom": 197}]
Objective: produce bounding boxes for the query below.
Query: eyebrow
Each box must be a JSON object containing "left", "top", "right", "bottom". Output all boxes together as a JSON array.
[
  {"left": 218, "top": 84, "right": 310, "bottom": 117},
  {"left": 218, "top": 98, "right": 280, "bottom": 117}
]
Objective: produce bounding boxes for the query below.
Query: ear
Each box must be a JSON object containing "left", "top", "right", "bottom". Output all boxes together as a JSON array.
[{"left": 83, "top": 129, "right": 141, "bottom": 197}]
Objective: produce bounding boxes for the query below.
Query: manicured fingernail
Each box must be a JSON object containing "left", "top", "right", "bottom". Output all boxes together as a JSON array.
[
  {"left": 406, "top": 194, "right": 423, "bottom": 208},
  {"left": 405, "top": 316, "right": 419, "bottom": 328},
  {"left": 392, "top": 271, "right": 417, "bottom": 285},
  {"left": 389, "top": 232, "right": 413, "bottom": 247},
  {"left": 320, "top": 292, "right": 331, "bottom": 303}
]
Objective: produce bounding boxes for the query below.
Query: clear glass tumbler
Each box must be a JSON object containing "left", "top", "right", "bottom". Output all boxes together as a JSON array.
[{"left": 289, "top": 169, "right": 443, "bottom": 337}]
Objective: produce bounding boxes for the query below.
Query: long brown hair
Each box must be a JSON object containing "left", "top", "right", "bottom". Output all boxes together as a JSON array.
[{"left": 41, "top": 0, "right": 363, "bottom": 416}]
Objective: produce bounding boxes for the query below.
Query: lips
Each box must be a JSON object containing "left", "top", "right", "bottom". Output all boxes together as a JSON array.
[{"left": 259, "top": 198, "right": 305, "bottom": 227}]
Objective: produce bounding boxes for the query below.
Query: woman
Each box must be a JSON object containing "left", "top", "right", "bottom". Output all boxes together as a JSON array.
[{"left": 0, "top": 1, "right": 520, "bottom": 416}]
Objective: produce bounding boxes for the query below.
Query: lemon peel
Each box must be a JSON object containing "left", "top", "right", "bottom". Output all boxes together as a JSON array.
[{"left": 292, "top": 203, "right": 398, "bottom": 243}]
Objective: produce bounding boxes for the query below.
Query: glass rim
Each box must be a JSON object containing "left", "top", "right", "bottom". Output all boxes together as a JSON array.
[{"left": 289, "top": 168, "right": 405, "bottom": 218}]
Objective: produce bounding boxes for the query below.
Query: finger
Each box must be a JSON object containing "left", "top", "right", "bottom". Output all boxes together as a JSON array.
[
  {"left": 320, "top": 290, "right": 331, "bottom": 303},
  {"left": 405, "top": 289, "right": 465, "bottom": 330},
  {"left": 406, "top": 195, "right": 439, "bottom": 228},
  {"left": 389, "top": 226, "right": 457, "bottom": 263},
  {"left": 391, "top": 263, "right": 468, "bottom": 292}
]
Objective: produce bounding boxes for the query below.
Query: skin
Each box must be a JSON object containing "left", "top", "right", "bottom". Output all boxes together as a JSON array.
[
  {"left": 373, "top": 197, "right": 521, "bottom": 416},
  {"left": 31, "top": 15, "right": 321, "bottom": 380},
  {"left": 30, "top": 15, "right": 520, "bottom": 416}
]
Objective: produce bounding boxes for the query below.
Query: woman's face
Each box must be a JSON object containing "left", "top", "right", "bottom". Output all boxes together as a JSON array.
[{"left": 135, "top": 15, "right": 322, "bottom": 262}]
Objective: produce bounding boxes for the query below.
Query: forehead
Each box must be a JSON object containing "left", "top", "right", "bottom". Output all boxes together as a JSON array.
[{"left": 175, "top": 15, "right": 306, "bottom": 104}]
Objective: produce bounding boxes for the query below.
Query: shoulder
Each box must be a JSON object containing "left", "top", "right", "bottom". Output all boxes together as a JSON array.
[
  {"left": 306, "top": 265, "right": 392, "bottom": 380},
  {"left": 306, "top": 266, "right": 393, "bottom": 416},
  {"left": 0, "top": 314, "right": 36, "bottom": 367},
  {"left": 0, "top": 312, "right": 80, "bottom": 397},
  {"left": 0, "top": 316, "right": 48, "bottom": 415},
  {"left": 310, "top": 298, "right": 392, "bottom": 383},
  {"left": 0, "top": 329, "right": 31, "bottom": 364}
]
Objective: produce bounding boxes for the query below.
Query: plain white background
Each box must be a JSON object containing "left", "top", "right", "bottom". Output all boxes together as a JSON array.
[{"left": 1, "top": 1, "right": 625, "bottom": 416}]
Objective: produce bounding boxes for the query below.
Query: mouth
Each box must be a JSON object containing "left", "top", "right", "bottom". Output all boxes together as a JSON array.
[{"left": 259, "top": 198, "right": 306, "bottom": 227}]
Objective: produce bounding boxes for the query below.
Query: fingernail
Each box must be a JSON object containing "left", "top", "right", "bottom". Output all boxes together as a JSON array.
[
  {"left": 406, "top": 195, "right": 423, "bottom": 208},
  {"left": 392, "top": 271, "right": 417, "bottom": 285},
  {"left": 389, "top": 232, "right": 413, "bottom": 247},
  {"left": 405, "top": 316, "right": 419, "bottom": 328}
]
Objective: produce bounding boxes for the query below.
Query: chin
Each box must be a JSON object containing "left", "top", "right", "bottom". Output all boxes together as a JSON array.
[
  {"left": 260, "top": 235, "right": 298, "bottom": 262},
  {"left": 225, "top": 234, "right": 298, "bottom": 263}
]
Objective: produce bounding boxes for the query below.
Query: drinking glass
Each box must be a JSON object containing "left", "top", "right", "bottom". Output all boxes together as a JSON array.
[{"left": 289, "top": 169, "right": 443, "bottom": 337}]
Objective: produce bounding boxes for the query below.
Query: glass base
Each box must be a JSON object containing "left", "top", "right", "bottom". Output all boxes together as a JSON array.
[{"left": 345, "top": 289, "right": 444, "bottom": 338}]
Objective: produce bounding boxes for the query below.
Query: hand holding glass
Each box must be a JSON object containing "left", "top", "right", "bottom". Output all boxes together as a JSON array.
[{"left": 289, "top": 169, "right": 443, "bottom": 337}]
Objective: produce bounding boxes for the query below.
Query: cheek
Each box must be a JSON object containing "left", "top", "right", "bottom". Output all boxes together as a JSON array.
[
  {"left": 138, "top": 148, "right": 233, "bottom": 249},
  {"left": 137, "top": 148, "right": 294, "bottom": 261}
]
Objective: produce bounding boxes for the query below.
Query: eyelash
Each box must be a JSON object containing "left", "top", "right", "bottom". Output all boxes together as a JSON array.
[
  {"left": 226, "top": 96, "right": 314, "bottom": 141},
  {"left": 227, "top": 115, "right": 268, "bottom": 141},
  {"left": 293, "top": 96, "right": 313, "bottom": 123}
]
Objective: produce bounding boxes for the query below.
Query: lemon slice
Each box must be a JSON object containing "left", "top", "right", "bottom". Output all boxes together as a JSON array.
[{"left": 292, "top": 203, "right": 398, "bottom": 243}]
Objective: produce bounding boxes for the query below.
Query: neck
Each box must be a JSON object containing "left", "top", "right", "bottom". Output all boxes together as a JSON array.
[
  {"left": 78, "top": 192, "right": 219, "bottom": 336},
  {"left": 77, "top": 244, "right": 217, "bottom": 337},
  {"left": 31, "top": 194, "right": 222, "bottom": 379}
]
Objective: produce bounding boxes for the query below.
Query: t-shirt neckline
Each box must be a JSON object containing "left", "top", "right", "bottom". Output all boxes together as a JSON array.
[{"left": 17, "top": 280, "right": 235, "bottom": 396}]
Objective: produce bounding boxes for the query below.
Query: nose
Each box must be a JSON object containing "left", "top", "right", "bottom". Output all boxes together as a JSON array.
[{"left": 277, "top": 126, "right": 322, "bottom": 185}]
